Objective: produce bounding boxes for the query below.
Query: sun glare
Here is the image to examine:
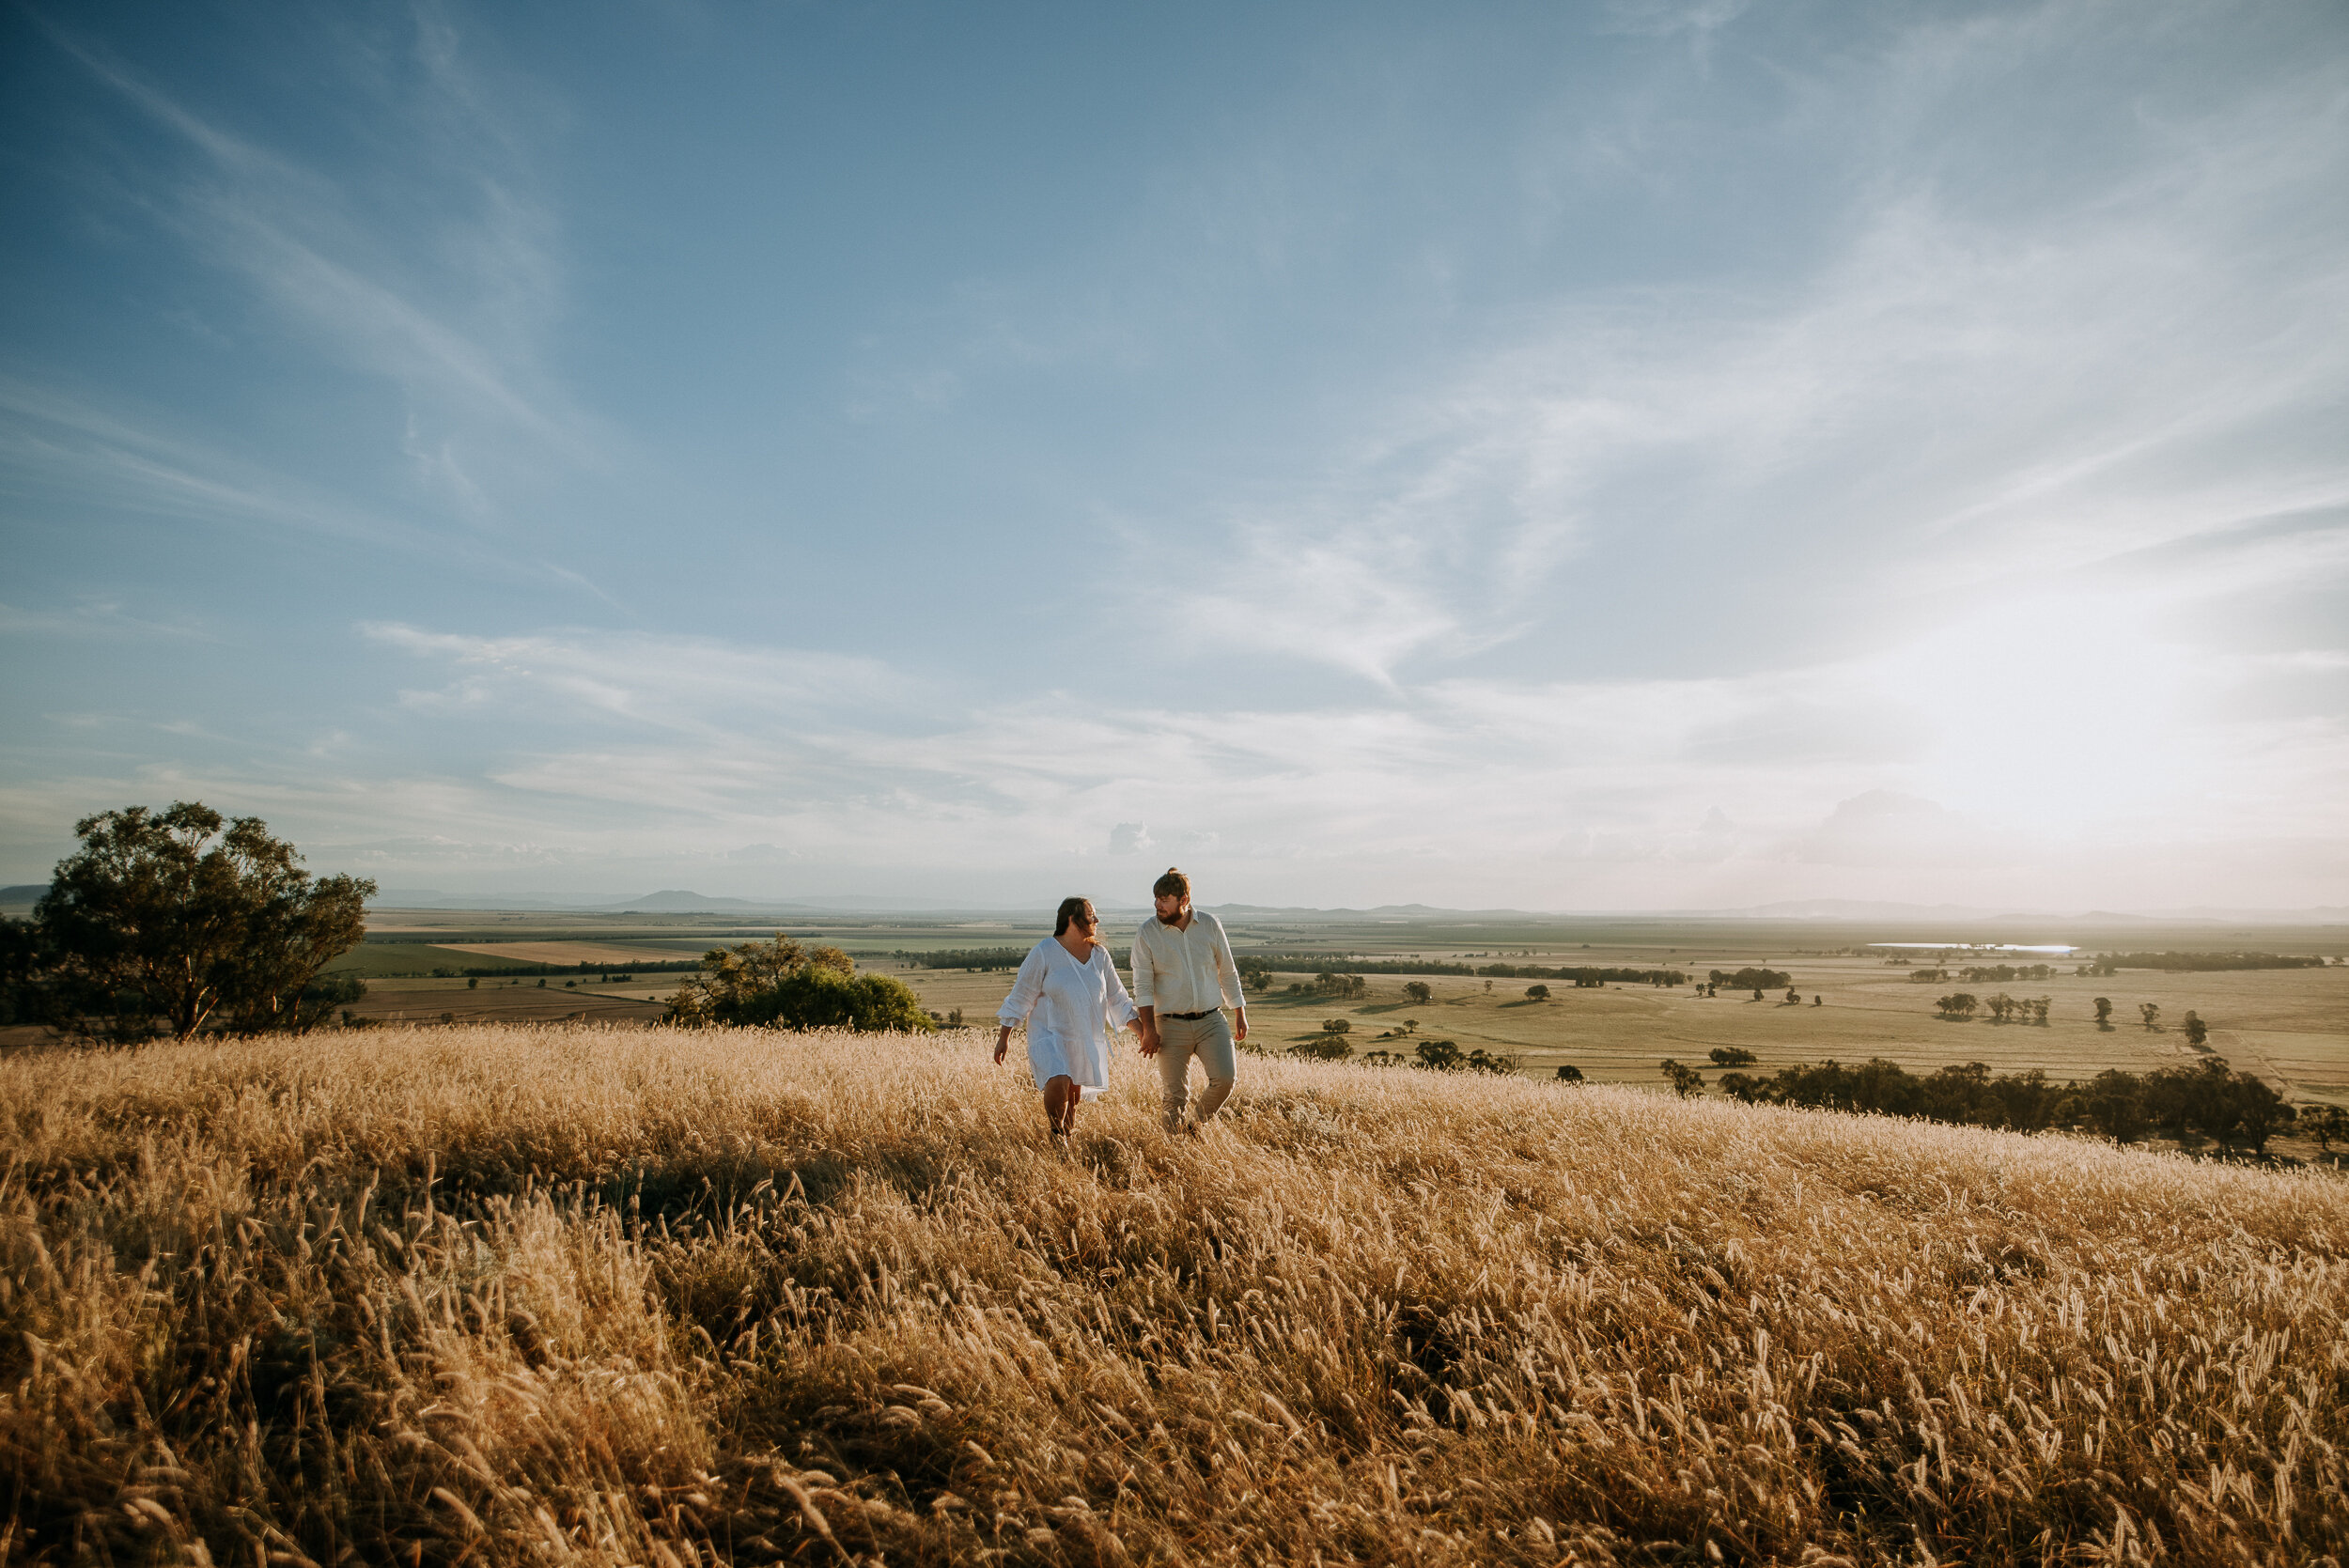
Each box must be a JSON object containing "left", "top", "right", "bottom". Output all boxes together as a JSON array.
[{"left": 1879, "top": 592, "right": 2201, "bottom": 837}]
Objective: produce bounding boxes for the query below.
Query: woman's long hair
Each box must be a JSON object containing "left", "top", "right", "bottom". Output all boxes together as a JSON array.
[{"left": 1052, "top": 896, "right": 1094, "bottom": 937}]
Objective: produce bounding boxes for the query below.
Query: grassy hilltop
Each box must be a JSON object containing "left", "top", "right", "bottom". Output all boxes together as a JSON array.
[{"left": 4, "top": 1026, "right": 2346, "bottom": 1566}]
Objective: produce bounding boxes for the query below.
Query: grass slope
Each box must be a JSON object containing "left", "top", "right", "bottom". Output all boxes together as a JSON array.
[{"left": 4, "top": 1026, "right": 2345, "bottom": 1566}]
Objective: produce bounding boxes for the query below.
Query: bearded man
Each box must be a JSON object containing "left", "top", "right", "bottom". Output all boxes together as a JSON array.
[{"left": 1129, "top": 866, "right": 1248, "bottom": 1134}]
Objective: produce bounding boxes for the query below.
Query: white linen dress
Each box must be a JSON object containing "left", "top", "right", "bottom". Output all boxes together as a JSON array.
[{"left": 997, "top": 938, "right": 1137, "bottom": 1101}]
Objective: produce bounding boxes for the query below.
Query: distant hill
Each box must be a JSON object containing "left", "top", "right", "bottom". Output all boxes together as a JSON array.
[
  {"left": 0, "top": 884, "right": 43, "bottom": 906},
  {"left": 601, "top": 890, "right": 780, "bottom": 912},
  {"left": 344, "top": 887, "right": 2349, "bottom": 924}
]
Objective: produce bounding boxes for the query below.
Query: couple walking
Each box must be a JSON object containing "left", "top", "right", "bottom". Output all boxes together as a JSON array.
[{"left": 991, "top": 867, "right": 1246, "bottom": 1148}]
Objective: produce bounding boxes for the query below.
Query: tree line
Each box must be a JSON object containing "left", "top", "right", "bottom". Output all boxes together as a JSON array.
[
  {"left": 1237, "top": 954, "right": 1690, "bottom": 985},
  {"left": 2081, "top": 951, "right": 2330, "bottom": 973},
  {"left": 1694, "top": 1055, "right": 2311, "bottom": 1154}
]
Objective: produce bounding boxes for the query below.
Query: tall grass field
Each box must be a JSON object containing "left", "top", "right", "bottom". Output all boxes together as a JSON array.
[{"left": 5, "top": 1024, "right": 2344, "bottom": 1565}]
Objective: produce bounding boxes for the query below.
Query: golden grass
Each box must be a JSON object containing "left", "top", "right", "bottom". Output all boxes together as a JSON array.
[{"left": 4, "top": 1025, "right": 2346, "bottom": 1566}]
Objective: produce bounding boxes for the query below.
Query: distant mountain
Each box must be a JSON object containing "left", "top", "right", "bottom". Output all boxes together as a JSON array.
[
  {"left": 1703, "top": 899, "right": 2011, "bottom": 921},
  {"left": 1206, "top": 902, "right": 1532, "bottom": 920},
  {"left": 339, "top": 887, "right": 2349, "bottom": 924},
  {"left": 0, "top": 884, "right": 43, "bottom": 906},
  {"left": 601, "top": 890, "right": 791, "bottom": 912}
]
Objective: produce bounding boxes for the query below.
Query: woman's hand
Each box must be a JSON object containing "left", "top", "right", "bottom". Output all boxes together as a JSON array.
[{"left": 994, "top": 1026, "right": 1011, "bottom": 1065}]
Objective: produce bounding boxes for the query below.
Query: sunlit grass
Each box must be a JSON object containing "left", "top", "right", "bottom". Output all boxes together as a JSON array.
[{"left": 4, "top": 1024, "right": 2344, "bottom": 1564}]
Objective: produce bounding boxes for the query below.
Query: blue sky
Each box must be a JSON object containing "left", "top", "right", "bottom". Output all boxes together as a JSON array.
[{"left": 3, "top": 0, "right": 2344, "bottom": 911}]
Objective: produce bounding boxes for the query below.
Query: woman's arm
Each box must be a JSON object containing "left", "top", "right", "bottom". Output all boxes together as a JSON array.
[
  {"left": 993, "top": 944, "right": 1049, "bottom": 1065},
  {"left": 1101, "top": 950, "right": 1142, "bottom": 1039}
]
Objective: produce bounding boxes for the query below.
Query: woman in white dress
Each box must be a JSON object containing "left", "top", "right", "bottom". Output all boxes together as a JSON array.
[{"left": 994, "top": 896, "right": 1142, "bottom": 1148}]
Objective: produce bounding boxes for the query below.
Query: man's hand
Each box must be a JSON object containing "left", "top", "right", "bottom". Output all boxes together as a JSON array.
[
  {"left": 1138, "top": 1024, "right": 1162, "bottom": 1058},
  {"left": 1232, "top": 1010, "right": 1249, "bottom": 1044}
]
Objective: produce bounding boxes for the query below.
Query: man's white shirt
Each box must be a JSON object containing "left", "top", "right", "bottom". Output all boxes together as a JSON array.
[{"left": 1129, "top": 910, "right": 1242, "bottom": 1015}]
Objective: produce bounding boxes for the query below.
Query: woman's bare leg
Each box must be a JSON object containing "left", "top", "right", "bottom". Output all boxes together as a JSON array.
[{"left": 1044, "top": 1075, "right": 1081, "bottom": 1138}]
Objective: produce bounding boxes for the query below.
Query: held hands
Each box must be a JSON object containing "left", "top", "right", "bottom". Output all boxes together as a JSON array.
[{"left": 1136, "top": 1020, "right": 1161, "bottom": 1058}]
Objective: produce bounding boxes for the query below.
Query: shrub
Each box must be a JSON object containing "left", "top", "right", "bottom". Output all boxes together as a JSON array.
[
  {"left": 669, "top": 935, "right": 934, "bottom": 1032},
  {"left": 1524, "top": 984, "right": 1549, "bottom": 1001}
]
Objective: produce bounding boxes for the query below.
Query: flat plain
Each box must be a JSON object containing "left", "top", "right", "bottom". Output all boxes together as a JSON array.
[{"left": 324, "top": 910, "right": 2349, "bottom": 1123}]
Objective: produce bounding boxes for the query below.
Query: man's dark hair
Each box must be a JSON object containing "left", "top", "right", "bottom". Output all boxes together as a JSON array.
[{"left": 1153, "top": 867, "right": 1190, "bottom": 901}]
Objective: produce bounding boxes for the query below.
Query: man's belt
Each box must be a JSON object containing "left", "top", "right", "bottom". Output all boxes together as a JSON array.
[{"left": 1161, "top": 1009, "right": 1219, "bottom": 1021}]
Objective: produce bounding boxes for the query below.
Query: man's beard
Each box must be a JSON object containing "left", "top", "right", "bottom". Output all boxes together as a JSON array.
[{"left": 1159, "top": 906, "right": 1187, "bottom": 924}]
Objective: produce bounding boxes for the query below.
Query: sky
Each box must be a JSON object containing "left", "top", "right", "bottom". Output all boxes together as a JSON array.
[{"left": 2, "top": 0, "right": 2345, "bottom": 913}]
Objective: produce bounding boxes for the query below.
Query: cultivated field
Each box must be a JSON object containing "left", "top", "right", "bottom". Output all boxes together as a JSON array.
[{"left": 4, "top": 1025, "right": 2345, "bottom": 1565}]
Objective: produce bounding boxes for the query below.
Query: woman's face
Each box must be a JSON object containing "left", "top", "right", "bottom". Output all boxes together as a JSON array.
[{"left": 1072, "top": 903, "right": 1097, "bottom": 935}]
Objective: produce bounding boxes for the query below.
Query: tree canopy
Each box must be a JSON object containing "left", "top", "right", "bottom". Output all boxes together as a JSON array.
[
  {"left": 667, "top": 935, "right": 934, "bottom": 1032},
  {"left": 33, "top": 802, "right": 373, "bottom": 1040}
]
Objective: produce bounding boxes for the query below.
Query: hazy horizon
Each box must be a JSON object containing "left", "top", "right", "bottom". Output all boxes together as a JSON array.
[{"left": 5, "top": 1, "right": 2344, "bottom": 911}]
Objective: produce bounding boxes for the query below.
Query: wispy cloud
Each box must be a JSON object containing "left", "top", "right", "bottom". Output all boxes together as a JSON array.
[
  {"left": 30, "top": 9, "right": 600, "bottom": 497},
  {"left": 1151, "top": 4, "right": 2349, "bottom": 685}
]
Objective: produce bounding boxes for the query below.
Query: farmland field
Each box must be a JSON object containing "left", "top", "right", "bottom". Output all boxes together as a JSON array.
[{"left": 316, "top": 909, "right": 2349, "bottom": 1127}]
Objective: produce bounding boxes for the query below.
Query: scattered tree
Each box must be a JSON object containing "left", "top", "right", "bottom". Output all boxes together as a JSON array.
[
  {"left": 2140, "top": 1002, "right": 2161, "bottom": 1031},
  {"left": 1659, "top": 1058, "right": 1705, "bottom": 1098},
  {"left": 1403, "top": 981, "right": 1433, "bottom": 1003},
  {"left": 668, "top": 934, "right": 933, "bottom": 1032},
  {"left": 1414, "top": 1039, "right": 1464, "bottom": 1070},
  {"left": 33, "top": 802, "right": 374, "bottom": 1041},
  {"left": 1554, "top": 1064, "right": 1584, "bottom": 1082},
  {"left": 1319, "top": 1017, "right": 1352, "bottom": 1035},
  {"left": 1524, "top": 984, "right": 1549, "bottom": 1001},
  {"left": 2302, "top": 1104, "right": 2349, "bottom": 1156},
  {"left": 1708, "top": 1047, "right": 1756, "bottom": 1067},
  {"left": 2093, "top": 997, "right": 2113, "bottom": 1026},
  {"left": 1936, "top": 993, "right": 1979, "bottom": 1019},
  {"left": 2183, "top": 1011, "right": 2208, "bottom": 1048},
  {"left": 1288, "top": 1036, "right": 1352, "bottom": 1061}
]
